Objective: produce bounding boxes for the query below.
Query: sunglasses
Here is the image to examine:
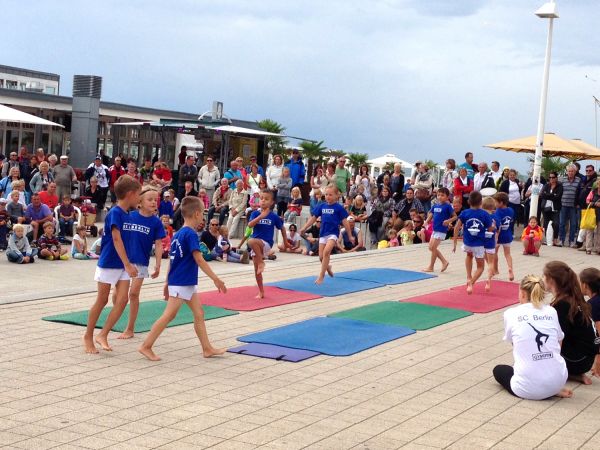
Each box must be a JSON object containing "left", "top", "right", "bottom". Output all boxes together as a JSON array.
[
  {"left": 549, "top": 176, "right": 556, "bottom": 178},
  {"left": 206, "top": 159, "right": 213, "bottom": 162},
  {"left": 210, "top": 223, "right": 219, "bottom": 226}
]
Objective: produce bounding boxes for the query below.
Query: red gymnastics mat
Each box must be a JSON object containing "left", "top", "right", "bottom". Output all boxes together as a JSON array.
[
  {"left": 199, "top": 286, "right": 322, "bottom": 311},
  {"left": 401, "top": 281, "right": 519, "bottom": 314}
]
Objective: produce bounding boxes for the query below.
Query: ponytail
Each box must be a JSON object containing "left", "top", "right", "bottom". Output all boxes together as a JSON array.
[{"left": 520, "top": 275, "right": 546, "bottom": 309}]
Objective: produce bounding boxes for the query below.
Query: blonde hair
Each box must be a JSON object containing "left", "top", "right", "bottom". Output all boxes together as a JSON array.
[
  {"left": 291, "top": 186, "right": 301, "bottom": 198},
  {"left": 12, "top": 224, "right": 25, "bottom": 233},
  {"left": 482, "top": 197, "right": 495, "bottom": 212},
  {"left": 520, "top": 274, "right": 546, "bottom": 309}
]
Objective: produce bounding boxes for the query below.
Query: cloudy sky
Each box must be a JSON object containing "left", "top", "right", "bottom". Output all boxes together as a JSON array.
[{"left": 4, "top": 0, "right": 599, "bottom": 171}]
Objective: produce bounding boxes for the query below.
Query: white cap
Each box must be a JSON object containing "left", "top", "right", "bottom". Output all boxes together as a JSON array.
[{"left": 60, "top": 155, "right": 68, "bottom": 159}]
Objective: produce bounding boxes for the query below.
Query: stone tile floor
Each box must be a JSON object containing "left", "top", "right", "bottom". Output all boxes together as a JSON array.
[{"left": 1, "top": 242, "right": 600, "bottom": 449}]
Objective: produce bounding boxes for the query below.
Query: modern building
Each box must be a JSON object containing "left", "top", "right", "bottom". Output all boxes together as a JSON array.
[
  {"left": 0, "top": 65, "right": 60, "bottom": 95},
  {"left": 0, "top": 66, "right": 273, "bottom": 170}
]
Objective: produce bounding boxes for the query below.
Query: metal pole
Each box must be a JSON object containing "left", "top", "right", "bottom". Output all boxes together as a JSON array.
[{"left": 530, "top": 6, "right": 556, "bottom": 218}]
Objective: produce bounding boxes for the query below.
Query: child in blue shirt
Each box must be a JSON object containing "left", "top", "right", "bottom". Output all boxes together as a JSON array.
[
  {"left": 139, "top": 196, "right": 227, "bottom": 361},
  {"left": 423, "top": 187, "right": 455, "bottom": 273},
  {"left": 300, "top": 185, "right": 354, "bottom": 285},
  {"left": 493, "top": 192, "right": 515, "bottom": 282},
  {"left": 158, "top": 191, "right": 174, "bottom": 218},
  {"left": 114, "top": 188, "right": 166, "bottom": 339},
  {"left": 248, "top": 190, "right": 289, "bottom": 298},
  {"left": 84, "top": 175, "right": 141, "bottom": 354},
  {"left": 482, "top": 197, "right": 498, "bottom": 293},
  {"left": 452, "top": 191, "right": 493, "bottom": 295}
]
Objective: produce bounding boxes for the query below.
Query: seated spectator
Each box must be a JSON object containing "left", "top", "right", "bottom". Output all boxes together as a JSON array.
[
  {"left": 182, "top": 180, "right": 197, "bottom": 198},
  {"left": 400, "top": 220, "right": 416, "bottom": 246},
  {"left": 278, "top": 223, "right": 304, "bottom": 254},
  {"left": 207, "top": 178, "right": 231, "bottom": 226},
  {"left": 388, "top": 228, "right": 400, "bottom": 247},
  {"left": 152, "top": 161, "right": 172, "bottom": 189},
  {"left": 6, "top": 190, "right": 26, "bottom": 225},
  {"left": 337, "top": 216, "right": 366, "bottom": 253},
  {"left": 413, "top": 214, "right": 426, "bottom": 244},
  {"left": 58, "top": 195, "right": 76, "bottom": 237},
  {"left": 310, "top": 188, "right": 324, "bottom": 216},
  {"left": 25, "top": 193, "right": 54, "bottom": 242},
  {"left": 300, "top": 216, "right": 321, "bottom": 256},
  {"left": 158, "top": 191, "right": 174, "bottom": 218},
  {"left": 90, "top": 228, "right": 103, "bottom": 257},
  {"left": 198, "top": 188, "right": 210, "bottom": 210},
  {"left": 168, "top": 188, "right": 180, "bottom": 211},
  {"left": 71, "top": 225, "right": 99, "bottom": 260},
  {"left": 284, "top": 186, "right": 303, "bottom": 224},
  {"left": 245, "top": 190, "right": 260, "bottom": 217},
  {"left": 349, "top": 195, "right": 368, "bottom": 222},
  {"left": 10, "top": 179, "right": 27, "bottom": 206},
  {"left": 214, "top": 225, "right": 249, "bottom": 263},
  {"left": 38, "top": 182, "right": 59, "bottom": 210},
  {"left": 521, "top": 216, "right": 543, "bottom": 256},
  {"left": 226, "top": 180, "right": 248, "bottom": 238},
  {"left": 0, "top": 198, "right": 9, "bottom": 251},
  {"left": 6, "top": 224, "right": 37, "bottom": 263},
  {"left": 84, "top": 176, "right": 105, "bottom": 211},
  {"left": 38, "top": 221, "right": 68, "bottom": 260}
]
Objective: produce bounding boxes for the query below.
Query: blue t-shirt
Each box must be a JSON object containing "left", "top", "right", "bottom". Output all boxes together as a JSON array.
[
  {"left": 168, "top": 226, "right": 200, "bottom": 286},
  {"left": 314, "top": 202, "right": 348, "bottom": 237},
  {"left": 126, "top": 211, "right": 166, "bottom": 266},
  {"left": 484, "top": 213, "right": 497, "bottom": 249},
  {"left": 250, "top": 210, "right": 283, "bottom": 247},
  {"left": 459, "top": 208, "right": 492, "bottom": 247},
  {"left": 158, "top": 200, "right": 173, "bottom": 218},
  {"left": 98, "top": 206, "right": 131, "bottom": 269},
  {"left": 224, "top": 169, "right": 242, "bottom": 189},
  {"left": 589, "top": 294, "right": 600, "bottom": 322},
  {"left": 495, "top": 207, "right": 515, "bottom": 244},
  {"left": 431, "top": 202, "right": 454, "bottom": 233}
]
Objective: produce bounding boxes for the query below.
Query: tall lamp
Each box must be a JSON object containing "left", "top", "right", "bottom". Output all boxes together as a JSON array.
[{"left": 530, "top": 1, "right": 559, "bottom": 217}]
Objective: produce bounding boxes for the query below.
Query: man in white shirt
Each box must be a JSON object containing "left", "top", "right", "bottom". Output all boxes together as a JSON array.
[
  {"left": 197, "top": 156, "right": 221, "bottom": 201},
  {"left": 473, "top": 162, "right": 495, "bottom": 192},
  {"left": 490, "top": 161, "right": 502, "bottom": 184}
]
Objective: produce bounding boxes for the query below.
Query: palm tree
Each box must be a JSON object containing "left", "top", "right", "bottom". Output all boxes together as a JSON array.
[
  {"left": 527, "top": 155, "right": 571, "bottom": 178},
  {"left": 299, "top": 140, "right": 327, "bottom": 179},
  {"left": 346, "top": 152, "right": 369, "bottom": 176},
  {"left": 257, "top": 119, "right": 287, "bottom": 158}
]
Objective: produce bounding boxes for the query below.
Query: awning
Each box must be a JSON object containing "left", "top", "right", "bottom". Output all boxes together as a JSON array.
[
  {"left": 109, "top": 120, "right": 286, "bottom": 137},
  {"left": 0, "top": 103, "right": 64, "bottom": 127},
  {"left": 211, "top": 125, "right": 284, "bottom": 137},
  {"left": 484, "top": 133, "right": 600, "bottom": 160}
]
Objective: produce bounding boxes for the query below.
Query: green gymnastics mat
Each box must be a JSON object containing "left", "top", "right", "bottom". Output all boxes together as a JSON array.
[
  {"left": 42, "top": 300, "right": 238, "bottom": 333},
  {"left": 328, "top": 301, "right": 472, "bottom": 330}
]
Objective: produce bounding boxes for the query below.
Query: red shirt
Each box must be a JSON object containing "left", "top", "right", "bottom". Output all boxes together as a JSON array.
[
  {"left": 154, "top": 167, "right": 172, "bottom": 182},
  {"left": 38, "top": 191, "right": 59, "bottom": 210},
  {"left": 109, "top": 165, "right": 126, "bottom": 189}
]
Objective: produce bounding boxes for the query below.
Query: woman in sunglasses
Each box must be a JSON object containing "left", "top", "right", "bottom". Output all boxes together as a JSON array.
[{"left": 539, "top": 171, "right": 562, "bottom": 246}]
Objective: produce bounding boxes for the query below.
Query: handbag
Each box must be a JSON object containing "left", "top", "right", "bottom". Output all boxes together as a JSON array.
[{"left": 580, "top": 204, "right": 596, "bottom": 230}]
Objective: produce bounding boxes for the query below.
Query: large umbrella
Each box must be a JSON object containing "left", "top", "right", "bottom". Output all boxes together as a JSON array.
[
  {"left": 0, "top": 103, "right": 64, "bottom": 127},
  {"left": 484, "top": 132, "right": 600, "bottom": 160}
]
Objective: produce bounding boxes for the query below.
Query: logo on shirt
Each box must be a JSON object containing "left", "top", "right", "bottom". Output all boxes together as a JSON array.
[
  {"left": 465, "top": 218, "right": 485, "bottom": 237},
  {"left": 170, "top": 238, "right": 183, "bottom": 259},
  {"left": 258, "top": 219, "right": 272, "bottom": 226},
  {"left": 500, "top": 216, "right": 512, "bottom": 231},
  {"left": 322, "top": 208, "right": 335, "bottom": 214},
  {"left": 123, "top": 223, "right": 151, "bottom": 234},
  {"left": 527, "top": 322, "right": 552, "bottom": 361}
]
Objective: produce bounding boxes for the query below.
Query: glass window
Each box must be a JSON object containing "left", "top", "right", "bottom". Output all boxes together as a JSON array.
[
  {"left": 21, "top": 131, "right": 34, "bottom": 151},
  {"left": 105, "top": 139, "right": 113, "bottom": 157},
  {"left": 44, "top": 86, "right": 56, "bottom": 95},
  {"left": 51, "top": 130, "right": 64, "bottom": 155},
  {"left": 130, "top": 141, "right": 139, "bottom": 161}
]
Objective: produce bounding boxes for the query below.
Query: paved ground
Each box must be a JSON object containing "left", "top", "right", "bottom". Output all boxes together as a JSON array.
[{"left": 1, "top": 242, "right": 600, "bottom": 449}]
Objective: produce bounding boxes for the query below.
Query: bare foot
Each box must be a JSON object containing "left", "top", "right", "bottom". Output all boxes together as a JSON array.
[
  {"left": 94, "top": 335, "right": 112, "bottom": 351},
  {"left": 117, "top": 330, "right": 134, "bottom": 339},
  {"left": 494, "top": 269, "right": 500, "bottom": 275},
  {"left": 83, "top": 336, "right": 99, "bottom": 354},
  {"left": 466, "top": 282, "right": 473, "bottom": 295},
  {"left": 508, "top": 268, "right": 514, "bottom": 281},
  {"left": 422, "top": 267, "right": 434, "bottom": 273},
  {"left": 570, "top": 374, "right": 593, "bottom": 385},
  {"left": 203, "top": 347, "right": 227, "bottom": 358},
  {"left": 557, "top": 388, "right": 573, "bottom": 398},
  {"left": 315, "top": 276, "right": 324, "bottom": 285},
  {"left": 441, "top": 262, "right": 449, "bottom": 272},
  {"left": 138, "top": 346, "right": 161, "bottom": 361},
  {"left": 327, "top": 265, "right": 334, "bottom": 278},
  {"left": 256, "top": 261, "right": 265, "bottom": 275},
  {"left": 485, "top": 281, "right": 491, "bottom": 293},
  {"left": 255, "top": 292, "right": 264, "bottom": 299}
]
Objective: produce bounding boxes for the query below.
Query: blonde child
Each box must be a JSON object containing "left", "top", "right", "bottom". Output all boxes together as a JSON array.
[
  {"left": 300, "top": 185, "right": 354, "bottom": 284},
  {"left": 6, "top": 224, "right": 37, "bottom": 263},
  {"left": 215, "top": 225, "right": 249, "bottom": 263},
  {"left": 452, "top": 191, "right": 493, "bottom": 294},
  {"left": 38, "top": 221, "right": 68, "bottom": 260},
  {"left": 349, "top": 195, "right": 368, "bottom": 222},
  {"left": 482, "top": 197, "right": 498, "bottom": 292},
  {"left": 284, "top": 186, "right": 303, "bottom": 223},
  {"left": 139, "top": 196, "right": 227, "bottom": 361},
  {"left": 198, "top": 188, "right": 210, "bottom": 210},
  {"left": 521, "top": 216, "right": 543, "bottom": 256},
  {"left": 310, "top": 188, "right": 324, "bottom": 215},
  {"left": 493, "top": 275, "right": 572, "bottom": 399},
  {"left": 400, "top": 220, "right": 415, "bottom": 246},
  {"left": 72, "top": 225, "right": 99, "bottom": 260},
  {"left": 423, "top": 187, "right": 454, "bottom": 273},
  {"left": 7, "top": 190, "right": 26, "bottom": 224},
  {"left": 388, "top": 228, "right": 400, "bottom": 247},
  {"left": 245, "top": 190, "right": 260, "bottom": 217}
]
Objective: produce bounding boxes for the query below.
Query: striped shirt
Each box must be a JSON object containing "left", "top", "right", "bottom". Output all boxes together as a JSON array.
[{"left": 560, "top": 177, "right": 580, "bottom": 207}]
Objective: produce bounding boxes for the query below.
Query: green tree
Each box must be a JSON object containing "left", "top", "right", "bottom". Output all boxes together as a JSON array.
[
  {"left": 346, "top": 152, "right": 369, "bottom": 175},
  {"left": 299, "top": 140, "right": 327, "bottom": 178},
  {"left": 527, "top": 155, "right": 571, "bottom": 178},
  {"left": 257, "top": 119, "right": 287, "bottom": 157}
]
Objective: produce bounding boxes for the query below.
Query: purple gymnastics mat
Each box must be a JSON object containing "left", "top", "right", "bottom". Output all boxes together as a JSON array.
[{"left": 227, "top": 343, "right": 320, "bottom": 362}]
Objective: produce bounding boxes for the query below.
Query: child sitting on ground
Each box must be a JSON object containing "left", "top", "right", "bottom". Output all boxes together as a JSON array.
[
  {"left": 284, "top": 186, "right": 303, "bottom": 224},
  {"left": 215, "top": 225, "right": 249, "bottom": 263},
  {"left": 58, "top": 195, "right": 76, "bottom": 237},
  {"left": 521, "top": 216, "right": 543, "bottom": 256},
  {"left": 6, "top": 224, "right": 38, "bottom": 263},
  {"left": 0, "top": 198, "right": 9, "bottom": 251},
  {"left": 72, "top": 225, "right": 99, "bottom": 260},
  {"left": 349, "top": 195, "right": 368, "bottom": 222},
  {"left": 400, "top": 220, "right": 416, "bottom": 246},
  {"left": 388, "top": 228, "right": 400, "bottom": 247},
  {"left": 310, "top": 188, "right": 324, "bottom": 216},
  {"left": 89, "top": 228, "right": 102, "bottom": 258},
  {"left": 198, "top": 188, "right": 210, "bottom": 210},
  {"left": 38, "top": 221, "right": 68, "bottom": 260},
  {"left": 278, "top": 223, "right": 304, "bottom": 254}
]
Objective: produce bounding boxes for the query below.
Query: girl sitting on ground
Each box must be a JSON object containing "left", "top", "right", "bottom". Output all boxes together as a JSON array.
[
  {"left": 388, "top": 228, "right": 400, "bottom": 247},
  {"left": 579, "top": 268, "right": 600, "bottom": 377},
  {"left": 278, "top": 223, "right": 304, "bottom": 254},
  {"left": 215, "top": 225, "right": 249, "bottom": 263},
  {"left": 493, "top": 274, "right": 572, "bottom": 400},
  {"left": 71, "top": 225, "right": 99, "bottom": 260},
  {"left": 400, "top": 220, "right": 415, "bottom": 246},
  {"left": 284, "top": 186, "right": 303, "bottom": 224}
]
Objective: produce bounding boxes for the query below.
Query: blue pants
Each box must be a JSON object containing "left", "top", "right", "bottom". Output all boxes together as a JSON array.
[
  {"left": 59, "top": 218, "right": 74, "bottom": 236},
  {"left": 559, "top": 206, "right": 578, "bottom": 244},
  {"left": 0, "top": 224, "right": 7, "bottom": 249},
  {"left": 7, "top": 248, "right": 38, "bottom": 263}
]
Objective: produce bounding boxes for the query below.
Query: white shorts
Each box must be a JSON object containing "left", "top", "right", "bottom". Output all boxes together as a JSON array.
[
  {"left": 485, "top": 248, "right": 496, "bottom": 255},
  {"left": 497, "top": 242, "right": 512, "bottom": 248},
  {"left": 319, "top": 234, "right": 338, "bottom": 245},
  {"left": 94, "top": 267, "right": 130, "bottom": 285},
  {"left": 462, "top": 244, "right": 485, "bottom": 259},
  {"left": 431, "top": 231, "right": 446, "bottom": 241},
  {"left": 250, "top": 240, "right": 272, "bottom": 258},
  {"left": 132, "top": 265, "right": 149, "bottom": 279},
  {"left": 168, "top": 285, "right": 197, "bottom": 301}
]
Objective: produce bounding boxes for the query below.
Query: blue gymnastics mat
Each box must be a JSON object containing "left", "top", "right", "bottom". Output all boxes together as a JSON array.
[
  {"left": 267, "top": 276, "right": 384, "bottom": 297},
  {"left": 238, "top": 317, "right": 415, "bottom": 356},
  {"left": 228, "top": 343, "right": 320, "bottom": 362},
  {"left": 336, "top": 268, "right": 436, "bottom": 285}
]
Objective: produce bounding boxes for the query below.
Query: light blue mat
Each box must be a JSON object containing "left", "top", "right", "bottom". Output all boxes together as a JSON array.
[
  {"left": 238, "top": 317, "right": 415, "bottom": 356},
  {"left": 336, "top": 268, "right": 436, "bottom": 285},
  {"left": 267, "top": 276, "right": 384, "bottom": 297}
]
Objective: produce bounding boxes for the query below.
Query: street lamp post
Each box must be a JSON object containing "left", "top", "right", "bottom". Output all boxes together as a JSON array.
[{"left": 530, "top": 1, "right": 559, "bottom": 218}]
